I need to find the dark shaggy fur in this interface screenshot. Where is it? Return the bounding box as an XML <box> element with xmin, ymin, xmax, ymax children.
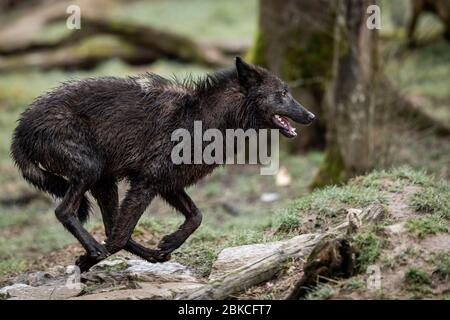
<box><xmin>10</xmin><ymin>57</ymin><xmax>314</xmax><ymax>271</ymax></box>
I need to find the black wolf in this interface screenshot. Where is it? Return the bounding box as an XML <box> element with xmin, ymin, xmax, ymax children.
<box><xmin>10</xmin><ymin>57</ymin><xmax>314</xmax><ymax>271</ymax></box>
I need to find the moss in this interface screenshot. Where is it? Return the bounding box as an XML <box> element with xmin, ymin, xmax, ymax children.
<box><xmin>246</xmin><ymin>30</ymin><xmax>267</xmax><ymax>67</ymax></box>
<box><xmin>310</xmin><ymin>146</ymin><xmax>348</xmax><ymax>189</ymax></box>
<box><xmin>281</xmin><ymin>30</ymin><xmax>333</xmax><ymax>91</ymax></box>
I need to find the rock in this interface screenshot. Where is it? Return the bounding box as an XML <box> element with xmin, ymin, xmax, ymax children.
<box><xmin>276</xmin><ymin>166</ymin><xmax>291</xmax><ymax>187</ymax></box>
<box><xmin>71</xmin><ymin>281</ymin><xmax>204</xmax><ymax>300</ymax></box>
<box><xmin>1</xmin><ymin>258</ymin><xmax>201</xmax><ymax>300</ymax></box>
<box><xmin>0</xmin><ymin>284</ymin><xmax>30</xmax><ymax>299</ymax></box>
<box><xmin>91</xmin><ymin>257</ymin><xmax>129</xmax><ymax>272</ymax></box>
<box><xmin>260</xmin><ymin>192</ymin><xmax>279</xmax><ymax>202</ymax></box>
<box><xmin>125</xmin><ymin>260</ymin><xmax>191</xmax><ymax>276</ymax></box>
<box><xmin>4</xmin><ymin>284</ymin><xmax>83</xmax><ymax>300</ymax></box>
<box><xmin>12</xmin><ymin>266</ymin><xmax>67</xmax><ymax>287</ymax></box>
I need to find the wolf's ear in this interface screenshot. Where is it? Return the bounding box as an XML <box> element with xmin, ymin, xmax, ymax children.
<box><xmin>235</xmin><ymin>57</ymin><xmax>262</xmax><ymax>90</ymax></box>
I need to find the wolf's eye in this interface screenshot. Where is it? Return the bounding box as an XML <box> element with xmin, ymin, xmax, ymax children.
<box><xmin>281</xmin><ymin>90</ymin><xmax>288</xmax><ymax>97</ymax></box>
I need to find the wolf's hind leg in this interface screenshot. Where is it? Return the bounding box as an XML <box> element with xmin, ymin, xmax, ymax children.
<box><xmin>157</xmin><ymin>190</ymin><xmax>203</xmax><ymax>255</ymax></box>
<box><xmin>56</xmin><ymin>181</ymin><xmax>109</xmax><ymax>271</ymax></box>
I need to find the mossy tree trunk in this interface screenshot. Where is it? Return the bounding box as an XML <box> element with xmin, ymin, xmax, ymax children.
<box><xmin>312</xmin><ymin>0</ymin><xmax>379</xmax><ymax>187</ymax></box>
<box><xmin>249</xmin><ymin>0</ymin><xmax>336</xmax><ymax>151</ymax></box>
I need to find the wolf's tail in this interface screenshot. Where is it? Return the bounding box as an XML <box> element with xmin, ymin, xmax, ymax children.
<box><xmin>10</xmin><ymin>140</ymin><xmax>90</xmax><ymax>224</ymax></box>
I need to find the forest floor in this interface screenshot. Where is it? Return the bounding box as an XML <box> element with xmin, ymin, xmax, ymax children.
<box><xmin>1</xmin><ymin>167</ymin><xmax>448</xmax><ymax>300</ymax></box>
<box><xmin>0</xmin><ymin>0</ymin><xmax>449</xmax><ymax>299</ymax></box>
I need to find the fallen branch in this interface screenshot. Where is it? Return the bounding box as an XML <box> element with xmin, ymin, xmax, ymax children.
<box><xmin>0</xmin><ymin>0</ymin><xmax>105</xmax><ymax>53</ymax></box>
<box><xmin>79</xmin><ymin>17</ymin><xmax>230</xmax><ymax>67</ymax></box>
<box><xmin>0</xmin><ymin>37</ymin><xmax>158</xmax><ymax>72</ymax></box>
<box><xmin>178</xmin><ymin>203</ymin><xmax>386</xmax><ymax>300</ymax></box>
<box><xmin>0</xmin><ymin>2</ymin><xmax>231</xmax><ymax>69</ymax></box>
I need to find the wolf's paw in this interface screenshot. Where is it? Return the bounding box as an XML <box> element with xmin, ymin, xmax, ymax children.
<box><xmin>154</xmin><ymin>250</ymin><xmax>172</xmax><ymax>262</ymax></box>
<box><xmin>75</xmin><ymin>254</ymin><xmax>96</xmax><ymax>273</ymax></box>
<box><xmin>158</xmin><ymin>234</ymin><xmax>182</xmax><ymax>252</ymax></box>
<box><xmin>75</xmin><ymin>249</ymin><xmax>109</xmax><ymax>272</ymax></box>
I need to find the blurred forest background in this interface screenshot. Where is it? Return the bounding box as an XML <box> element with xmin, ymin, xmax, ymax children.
<box><xmin>0</xmin><ymin>0</ymin><xmax>449</xmax><ymax>299</ymax></box>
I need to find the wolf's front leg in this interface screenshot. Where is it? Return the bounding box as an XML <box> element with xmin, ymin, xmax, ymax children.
<box><xmin>105</xmin><ymin>180</ymin><xmax>156</xmax><ymax>254</ymax></box>
<box><xmin>158</xmin><ymin>190</ymin><xmax>203</xmax><ymax>254</ymax></box>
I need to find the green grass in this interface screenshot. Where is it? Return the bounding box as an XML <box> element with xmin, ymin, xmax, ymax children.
<box><xmin>0</xmin><ymin>258</ymin><xmax>28</xmax><ymax>276</ymax></box>
<box><xmin>427</xmin><ymin>252</ymin><xmax>450</xmax><ymax>280</ymax></box>
<box><xmin>276</xmin><ymin>166</ymin><xmax>449</xmax><ymax>234</ymax></box>
<box><xmin>405</xmin><ymin>267</ymin><xmax>431</xmax><ymax>286</ymax></box>
<box><xmin>355</xmin><ymin>166</ymin><xmax>434</xmax><ymax>188</ymax></box>
<box><xmin>344</xmin><ymin>278</ymin><xmax>365</xmax><ymax>290</ymax></box>
<box><xmin>410</xmin><ymin>180</ymin><xmax>450</xmax><ymax>219</ymax></box>
<box><xmin>306</xmin><ymin>284</ymin><xmax>336</xmax><ymax>300</ymax></box>
<box><xmin>276</xmin><ymin>182</ymin><xmax>385</xmax><ymax>233</ymax></box>
<box><xmin>353</xmin><ymin>231</ymin><xmax>381</xmax><ymax>272</ymax></box>
<box><xmin>114</xmin><ymin>0</ymin><xmax>257</xmax><ymax>42</ymax></box>
<box><xmin>405</xmin><ymin>216</ymin><xmax>448</xmax><ymax>239</ymax></box>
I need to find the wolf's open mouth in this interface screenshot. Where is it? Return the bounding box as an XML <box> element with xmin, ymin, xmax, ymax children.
<box><xmin>272</xmin><ymin>114</ymin><xmax>297</xmax><ymax>138</ymax></box>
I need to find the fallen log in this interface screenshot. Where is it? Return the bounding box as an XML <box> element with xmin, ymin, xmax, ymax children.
<box><xmin>0</xmin><ymin>37</ymin><xmax>158</xmax><ymax>72</ymax></box>
<box><xmin>79</xmin><ymin>17</ymin><xmax>230</xmax><ymax>67</ymax></box>
<box><xmin>0</xmin><ymin>0</ymin><xmax>106</xmax><ymax>52</ymax></box>
<box><xmin>0</xmin><ymin>2</ymin><xmax>231</xmax><ymax>69</ymax></box>
<box><xmin>178</xmin><ymin>203</ymin><xmax>386</xmax><ymax>300</ymax></box>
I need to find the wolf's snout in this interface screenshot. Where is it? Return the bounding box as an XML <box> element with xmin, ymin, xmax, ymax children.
<box><xmin>306</xmin><ymin>112</ymin><xmax>315</xmax><ymax>123</ymax></box>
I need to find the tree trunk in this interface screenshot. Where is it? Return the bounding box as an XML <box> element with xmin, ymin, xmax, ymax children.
<box><xmin>312</xmin><ymin>0</ymin><xmax>379</xmax><ymax>187</ymax></box>
<box><xmin>249</xmin><ymin>0</ymin><xmax>336</xmax><ymax>151</ymax></box>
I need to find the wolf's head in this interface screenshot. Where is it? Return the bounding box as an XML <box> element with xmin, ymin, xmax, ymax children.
<box><xmin>235</xmin><ymin>57</ymin><xmax>315</xmax><ymax>138</ymax></box>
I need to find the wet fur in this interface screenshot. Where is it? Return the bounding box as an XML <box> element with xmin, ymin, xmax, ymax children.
<box><xmin>10</xmin><ymin>58</ymin><xmax>313</xmax><ymax>271</ymax></box>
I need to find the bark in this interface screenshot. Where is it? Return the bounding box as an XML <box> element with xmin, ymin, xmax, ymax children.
<box><xmin>249</xmin><ymin>0</ymin><xmax>337</xmax><ymax>151</ymax></box>
<box><xmin>312</xmin><ymin>0</ymin><xmax>379</xmax><ymax>187</ymax></box>
<box><xmin>178</xmin><ymin>203</ymin><xmax>386</xmax><ymax>300</ymax></box>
